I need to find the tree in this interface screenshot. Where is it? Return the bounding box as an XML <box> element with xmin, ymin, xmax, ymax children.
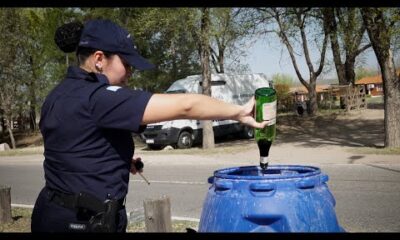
<box><xmin>128</xmin><ymin>8</ymin><xmax>202</xmax><ymax>92</ymax></box>
<box><xmin>89</xmin><ymin>8</ymin><xmax>203</xmax><ymax>93</ymax></box>
<box><xmin>322</xmin><ymin>8</ymin><xmax>371</xmax><ymax>85</ymax></box>
<box><xmin>261</xmin><ymin>8</ymin><xmax>328</xmax><ymax>116</ymax></box>
<box><xmin>199</xmin><ymin>8</ymin><xmax>215</xmax><ymax>149</ymax></box>
<box><xmin>271</xmin><ymin>73</ymin><xmax>294</xmax><ymax>86</ymax></box>
<box><xmin>0</xmin><ymin>8</ymin><xmax>29</xmax><ymax>148</ymax></box>
<box><xmin>18</xmin><ymin>9</ymin><xmax>49</xmax><ymax>132</ymax></box>
<box><xmin>1</xmin><ymin>8</ymin><xmax>84</xmax><ymax>134</ymax></box>
<box><xmin>361</xmin><ymin>8</ymin><xmax>400</xmax><ymax>148</ymax></box>
<box><xmin>209</xmin><ymin>8</ymin><xmax>257</xmax><ymax>73</ymax></box>
<box><xmin>272</xmin><ymin>73</ymin><xmax>294</xmax><ymax>112</ymax></box>
<box><xmin>355</xmin><ymin>67</ymin><xmax>378</xmax><ymax>81</ymax></box>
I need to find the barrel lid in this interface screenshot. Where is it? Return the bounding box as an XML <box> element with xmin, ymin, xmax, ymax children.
<box><xmin>214</xmin><ymin>165</ymin><xmax>321</xmax><ymax>180</ymax></box>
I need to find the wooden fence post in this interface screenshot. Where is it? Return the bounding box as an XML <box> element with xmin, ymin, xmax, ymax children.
<box><xmin>0</xmin><ymin>185</ymin><xmax>12</xmax><ymax>224</ymax></box>
<box><xmin>143</xmin><ymin>195</ymin><xmax>172</xmax><ymax>232</ymax></box>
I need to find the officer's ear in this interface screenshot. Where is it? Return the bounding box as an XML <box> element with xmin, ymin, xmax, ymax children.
<box><xmin>93</xmin><ymin>51</ymin><xmax>105</xmax><ymax>72</ymax></box>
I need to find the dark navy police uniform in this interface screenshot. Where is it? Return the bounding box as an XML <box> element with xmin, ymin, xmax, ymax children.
<box><xmin>31</xmin><ymin>66</ymin><xmax>152</xmax><ymax>232</ymax></box>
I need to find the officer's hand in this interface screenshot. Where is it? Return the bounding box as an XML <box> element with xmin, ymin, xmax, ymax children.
<box><xmin>237</xmin><ymin>97</ymin><xmax>268</xmax><ymax>129</ymax></box>
<box><xmin>130</xmin><ymin>156</ymin><xmax>144</xmax><ymax>175</ymax></box>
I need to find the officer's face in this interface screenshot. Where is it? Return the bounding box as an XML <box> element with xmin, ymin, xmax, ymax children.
<box><xmin>102</xmin><ymin>55</ymin><xmax>132</xmax><ymax>87</ymax></box>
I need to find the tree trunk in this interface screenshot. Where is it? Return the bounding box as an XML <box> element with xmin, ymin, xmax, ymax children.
<box><xmin>29</xmin><ymin>106</ymin><xmax>36</xmax><ymax>132</ymax></box>
<box><xmin>200</xmin><ymin>8</ymin><xmax>215</xmax><ymax>149</ymax></box>
<box><xmin>171</xmin><ymin>39</ymin><xmax>178</xmax><ymax>81</ymax></box>
<box><xmin>6</xmin><ymin>119</ymin><xmax>16</xmax><ymax>149</ymax></box>
<box><xmin>202</xmin><ymin>121</ymin><xmax>215</xmax><ymax>149</ymax></box>
<box><xmin>381</xmin><ymin>52</ymin><xmax>400</xmax><ymax>147</ymax></box>
<box><xmin>29</xmin><ymin>56</ymin><xmax>37</xmax><ymax>132</ymax></box>
<box><xmin>218</xmin><ymin>47</ymin><xmax>225</xmax><ymax>73</ymax></box>
<box><xmin>361</xmin><ymin>8</ymin><xmax>400</xmax><ymax>147</ymax></box>
<box><xmin>307</xmin><ymin>77</ymin><xmax>318</xmax><ymax>116</ymax></box>
<box><xmin>344</xmin><ymin>56</ymin><xmax>356</xmax><ymax>85</ymax></box>
<box><xmin>336</xmin><ymin>64</ymin><xmax>347</xmax><ymax>85</ymax></box>
<box><xmin>322</xmin><ymin>8</ymin><xmax>347</xmax><ymax>85</ymax></box>
<box><xmin>0</xmin><ymin>110</ymin><xmax>5</xmax><ymax>137</ymax></box>
<box><xmin>0</xmin><ymin>185</ymin><xmax>12</xmax><ymax>224</ymax></box>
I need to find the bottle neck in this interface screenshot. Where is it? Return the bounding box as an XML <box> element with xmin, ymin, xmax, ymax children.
<box><xmin>260</xmin><ymin>156</ymin><xmax>269</xmax><ymax>164</ymax></box>
<box><xmin>257</xmin><ymin>140</ymin><xmax>272</xmax><ymax>157</ymax></box>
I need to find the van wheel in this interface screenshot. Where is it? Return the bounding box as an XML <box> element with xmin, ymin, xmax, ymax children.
<box><xmin>177</xmin><ymin>131</ymin><xmax>193</xmax><ymax>149</ymax></box>
<box><xmin>241</xmin><ymin>125</ymin><xmax>254</xmax><ymax>139</ymax></box>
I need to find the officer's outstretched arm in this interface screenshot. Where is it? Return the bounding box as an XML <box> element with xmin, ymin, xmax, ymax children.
<box><xmin>141</xmin><ymin>93</ymin><xmax>267</xmax><ymax>129</ymax></box>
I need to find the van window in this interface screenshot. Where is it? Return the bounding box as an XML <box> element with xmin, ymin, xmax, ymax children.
<box><xmin>199</xmin><ymin>80</ymin><xmax>226</xmax><ymax>86</ymax></box>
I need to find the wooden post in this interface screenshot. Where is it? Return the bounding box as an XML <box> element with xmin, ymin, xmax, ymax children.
<box><xmin>0</xmin><ymin>185</ymin><xmax>12</xmax><ymax>224</ymax></box>
<box><xmin>143</xmin><ymin>195</ymin><xmax>172</xmax><ymax>232</ymax></box>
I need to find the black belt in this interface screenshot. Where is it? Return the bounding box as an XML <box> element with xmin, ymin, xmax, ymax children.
<box><xmin>47</xmin><ymin>188</ymin><xmax>125</xmax><ymax>213</ymax></box>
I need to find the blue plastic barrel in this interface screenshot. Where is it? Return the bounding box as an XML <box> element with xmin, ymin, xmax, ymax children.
<box><xmin>198</xmin><ymin>165</ymin><xmax>344</xmax><ymax>232</ymax></box>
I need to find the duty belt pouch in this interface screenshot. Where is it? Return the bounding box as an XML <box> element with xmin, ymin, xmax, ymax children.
<box><xmin>69</xmin><ymin>192</ymin><xmax>120</xmax><ymax>233</ymax></box>
<box><xmin>88</xmin><ymin>199</ymin><xmax>119</xmax><ymax>232</ymax></box>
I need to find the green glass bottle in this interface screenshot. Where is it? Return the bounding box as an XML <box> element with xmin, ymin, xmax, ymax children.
<box><xmin>254</xmin><ymin>87</ymin><xmax>277</xmax><ymax>171</ymax></box>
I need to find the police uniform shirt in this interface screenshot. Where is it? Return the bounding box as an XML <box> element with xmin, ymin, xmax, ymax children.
<box><xmin>39</xmin><ymin>66</ymin><xmax>152</xmax><ymax>201</ymax></box>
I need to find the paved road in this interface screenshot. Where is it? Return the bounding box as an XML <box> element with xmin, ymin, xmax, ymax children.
<box><xmin>0</xmin><ymin>154</ymin><xmax>399</xmax><ymax>232</ymax></box>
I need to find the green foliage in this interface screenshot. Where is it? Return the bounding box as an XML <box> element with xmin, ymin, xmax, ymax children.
<box><xmin>1</xmin><ymin>6</ymin><xmax>257</xmax><ymax>124</ymax></box>
<box><xmin>0</xmin><ymin>8</ymin><xmax>29</xmax><ymax>120</ymax></box>
<box><xmin>274</xmin><ymin>83</ymin><xmax>292</xmax><ymax>112</ymax></box>
<box><xmin>271</xmin><ymin>74</ymin><xmax>293</xmax><ymax>112</ymax></box>
<box><xmin>355</xmin><ymin>67</ymin><xmax>378</xmax><ymax>80</ymax></box>
<box><xmin>335</xmin><ymin>8</ymin><xmax>367</xmax><ymax>54</ymax></box>
<box><xmin>83</xmin><ymin>8</ymin><xmax>202</xmax><ymax>92</ymax></box>
<box><xmin>272</xmin><ymin>73</ymin><xmax>294</xmax><ymax>86</ymax></box>
<box><xmin>128</xmin><ymin>8</ymin><xmax>202</xmax><ymax>92</ymax></box>
<box><xmin>208</xmin><ymin>8</ymin><xmax>256</xmax><ymax>73</ymax></box>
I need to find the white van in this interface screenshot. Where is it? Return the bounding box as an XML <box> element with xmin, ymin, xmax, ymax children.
<box><xmin>141</xmin><ymin>73</ymin><xmax>272</xmax><ymax>149</ymax></box>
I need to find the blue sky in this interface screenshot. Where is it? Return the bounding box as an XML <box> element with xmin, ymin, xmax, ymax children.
<box><xmin>241</xmin><ymin>34</ymin><xmax>380</xmax><ymax>82</ymax></box>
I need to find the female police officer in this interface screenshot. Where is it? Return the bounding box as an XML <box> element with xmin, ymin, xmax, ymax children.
<box><xmin>31</xmin><ymin>19</ymin><xmax>268</xmax><ymax>232</ymax></box>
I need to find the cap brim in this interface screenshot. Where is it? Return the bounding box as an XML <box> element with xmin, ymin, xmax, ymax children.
<box><xmin>119</xmin><ymin>51</ymin><xmax>155</xmax><ymax>71</ymax></box>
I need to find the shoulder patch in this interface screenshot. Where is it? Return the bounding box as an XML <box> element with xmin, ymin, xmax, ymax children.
<box><xmin>106</xmin><ymin>86</ymin><xmax>122</xmax><ymax>92</ymax></box>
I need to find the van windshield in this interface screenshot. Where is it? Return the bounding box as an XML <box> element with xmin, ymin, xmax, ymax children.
<box><xmin>165</xmin><ymin>89</ymin><xmax>186</xmax><ymax>94</ymax></box>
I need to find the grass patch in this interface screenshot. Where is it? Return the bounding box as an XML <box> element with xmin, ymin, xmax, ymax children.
<box><xmin>366</xmin><ymin>96</ymin><xmax>384</xmax><ymax>104</ymax></box>
<box><xmin>0</xmin><ymin>207</ymin><xmax>32</xmax><ymax>232</ymax></box>
<box><xmin>127</xmin><ymin>220</ymin><xmax>198</xmax><ymax>232</ymax></box>
<box><xmin>349</xmin><ymin>147</ymin><xmax>400</xmax><ymax>155</ymax></box>
<box><xmin>0</xmin><ymin>207</ymin><xmax>198</xmax><ymax>232</ymax></box>
<box><xmin>0</xmin><ymin>146</ymin><xmax>44</xmax><ymax>157</ymax></box>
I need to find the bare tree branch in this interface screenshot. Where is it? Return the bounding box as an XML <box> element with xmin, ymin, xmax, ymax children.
<box><xmin>355</xmin><ymin>43</ymin><xmax>372</xmax><ymax>56</ymax></box>
<box><xmin>209</xmin><ymin>46</ymin><xmax>220</xmax><ymax>73</ymax></box>
<box><xmin>273</xmin><ymin>8</ymin><xmax>307</xmax><ymax>86</ymax></box>
<box><xmin>296</xmin><ymin>10</ymin><xmax>315</xmax><ymax>75</ymax></box>
<box><xmin>315</xmin><ymin>33</ymin><xmax>328</xmax><ymax>76</ymax></box>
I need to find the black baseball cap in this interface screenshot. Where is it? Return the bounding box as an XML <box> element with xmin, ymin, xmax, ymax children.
<box><xmin>78</xmin><ymin>19</ymin><xmax>155</xmax><ymax>70</ymax></box>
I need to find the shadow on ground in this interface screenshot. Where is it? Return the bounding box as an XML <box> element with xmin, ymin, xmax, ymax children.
<box><xmin>137</xmin><ymin>108</ymin><xmax>385</xmax><ymax>151</ymax></box>
<box><xmin>274</xmin><ymin>112</ymin><xmax>384</xmax><ymax>148</ymax></box>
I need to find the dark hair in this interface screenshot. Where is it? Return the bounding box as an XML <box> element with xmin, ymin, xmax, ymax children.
<box><xmin>54</xmin><ymin>21</ymin><xmax>113</xmax><ymax>65</ymax></box>
<box><xmin>76</xmin><ymin>47</ymin><xmax>113</xmax><ymax>65</ymax></box>
<box><xmin>54</xmin><ymin>21</ymin><xmax>83</xmax><ymax>53</ymax></box>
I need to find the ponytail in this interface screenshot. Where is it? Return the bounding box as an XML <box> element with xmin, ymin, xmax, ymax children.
<box><xmin>54</xmin><ymin>21</ymin><xmax>83</xmax><ymax>53</ymax></box>
<box><xmin>54</xmin><ymin>21</ymin><xmax>113</xmax><ymax>66</ymax></box>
